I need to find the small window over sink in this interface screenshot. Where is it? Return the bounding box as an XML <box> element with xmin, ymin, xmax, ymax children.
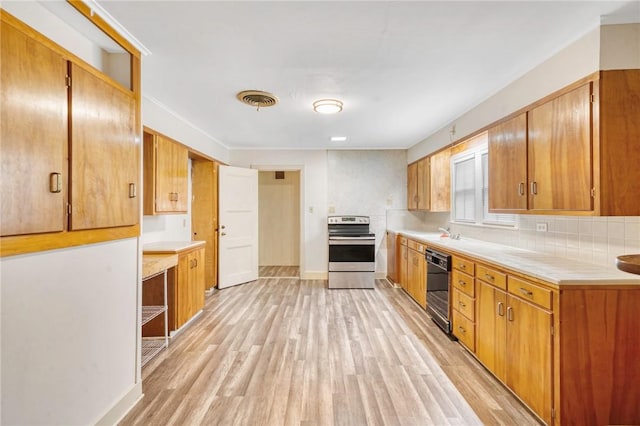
<box><xmin>451</xmin><ymin>132</ymin><xmax>516</xmax><ymax>227</ymax></box>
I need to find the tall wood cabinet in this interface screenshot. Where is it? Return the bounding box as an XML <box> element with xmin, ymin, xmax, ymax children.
<box><xmin>143</xmin><ymin>128</ymin><xmax>189</xmax><ymax>215</ymax></box>
<box><xmin>0</xmin><ymin>10</ymin><xmax>141</xmax><ymax>256</ymax></box>
<box><xmin>489</xmin><ymin>71</ymin><xmax>640</xmax><ymax>216</ymax></box>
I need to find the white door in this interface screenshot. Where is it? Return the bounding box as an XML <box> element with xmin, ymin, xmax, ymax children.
<box><xmin>218</xmin><ymin>165</ymin><xmax>259</xmax><ymax>288</ymax></box>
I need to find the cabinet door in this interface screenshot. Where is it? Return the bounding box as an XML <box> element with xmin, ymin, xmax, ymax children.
<box><xmin>1</xmin><ymin>23</ymin><xmax>67</xmax><ymax>236</ymax></box>
<box><xmin>506</xmin><ymin>296</ymin><xmax>553</xmax><ymax>424</ymax></box>
<box><xmin>528</xmin><ymin>84</ymin><xmax>592</xmax><ymax>211</ymax></box>
<box><xmin>69</xmin><ymin>64</ymin><xmax>139</xmax><ymax>230</ymax></box>
<box><xmin>476</xmin><ymin>281</ymin><xmax>507</xmax><ymax>382</ymax></box>
<box><xmin>191</xmin><ymin>248</ymin><xmax>205</xmax><ymax>314</ymax></box>
<box><xmin>155</xmin><ymin>135</ymin><xmax>188</xmax><ymax>213</ymax></box>
<box><xmin>488</xmin><ymin>113</ymin><xmax>527</xmax><ymax>212</ymax></box>
<box><xmin>408</xmin><ymin>249</ymin><xmax>426</xmax><ymax>308</ymax></box>
<box><xmin>407</xmin><ymin>162</ymin><xmax>418</xmax><ymax>210</ymax></box>
<box><xmin>417</xmin><ymin>157</ymin><xmax>430</xmax><ymax>210</ymax></box>
<box><xmin>398</xmin><ymin>244</ymin><xmax>408</xmax><ymax>291</ymax></box>
<box><xmin>176</xmin><ymin>253</ymin><xmax>192</xmax><ymax>329</ymax></box>
<box><xmin>386</xmin><ymin>232</ymin><xmax>397</xmax><ymax>283</ymax></box>
<box><xmin>429</xmin><ymin>149</ymin><xmax>451</xmax><ymax>212</ymax></box>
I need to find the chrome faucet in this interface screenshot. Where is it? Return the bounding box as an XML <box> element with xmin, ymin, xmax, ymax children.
<box><xmin>438</xmin><ymin>227</ymin><xmax>461</xmax><ymax>240</ymax></box>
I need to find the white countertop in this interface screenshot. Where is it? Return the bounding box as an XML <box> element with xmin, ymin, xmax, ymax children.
<box><xmin>392</xmin><ymin>229</ymin><xmax>640</xmax><ymax>286</ymax></box>
<box><xmin>143</xmin><ymin>240</ymin><xmax>206</xmax><ymax>254</ymax></box>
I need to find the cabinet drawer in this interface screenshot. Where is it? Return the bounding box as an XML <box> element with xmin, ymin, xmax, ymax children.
<box><xmin>508</xmin><ymin>276</ymin><xmax>552</xmax><ymax>310</ymax></box>
<box><xmin>407</xmin><ymin>239</ymin><xmax>426</xmax><ymax>254</ymax></box>
<box><xmin>452</xmin><ymin>269</ymin><xmax>475</xmax><ymax>297</ymax></box>
<box><xmin>476</xmin><ymin>264</ymin><xmax>507</xmax><ymax>290</ymax></box>
<box><xmin>399</xmin><ymin>236</ymin><xmax>408</xmax><ymax>246</ymax></box>
<box><xmin>452</xmin><ymin>256</ymin><xmax>475</xmax><ymax>275</ymax></box>
<box><xmin>452</xmin><ymin>288</ymin><xmax>475</xmax><ymax>321</ymax></box>
<box><xmin>452</xmin><ymin>309</ymin><xmax>475</xmax><ymax>352</ymax></box>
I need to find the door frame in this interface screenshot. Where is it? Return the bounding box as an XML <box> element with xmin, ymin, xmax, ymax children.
<box><xmin>252</xmin><ymin>165</ymin><xmax>305</xmax><ymax>277</ymax></box>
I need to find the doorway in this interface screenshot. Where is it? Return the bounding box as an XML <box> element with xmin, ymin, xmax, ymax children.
<box><xmin>258</xmin><ymin>170</ymin><xmax>300</xmax><ymax>278</ymax></box>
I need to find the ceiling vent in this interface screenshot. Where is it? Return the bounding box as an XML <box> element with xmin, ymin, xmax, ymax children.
<box><xmin>236</xmin><ymin>90</ymin><xmax>279</xmax><ymax>110</ymax></box>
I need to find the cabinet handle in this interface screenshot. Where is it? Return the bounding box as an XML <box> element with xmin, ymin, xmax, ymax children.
<box><xmin>458</xmin><ymin>280</ymin><xmax>466</xmax><ymax>286</ymax></box>
<box><xmin>169</xmin><ymin>192</ymin><xmax>179</xmax><ymax>202</ymax></box>
<box><xmin>193</xmin><ymin>258</ymin><xmax>198</xmax><ymax>268</ymax></box>
<box><xmin>49</xmin><ymin>172</ymin><xmax>62</xmax><ymax>193</ymax></box>
<box><xmin>485</xmin><ymin>273</ymin><xmax>494</xmax><ymax>281</ymax></box>
<box><xmin>518</xmin><ymin>182</ymin><xmax>525</xmax><ymax>196</ymax></box>
<box><xmin>459</xmin><ymin>301</ymin><xmax>466</xmax><ymax>308</ymax></box>
<box><xmin>458</xmin><ymin>326</ymin><xmax>466</xmax><ymax>334</ymax></box>
<box><xmin>519</xmin><ymin>287</ymin><xmax>533</xmax><ymax>297</ymax></box>
<box><xmin>129</xmin><ymin>183</ymin><xmax>137</xmax><ymax>198</ymax></box>
<box><xmin>530</xmin><ymin>181</ymin><xmax>538</xmax><ymax>195</ymax></box>
<box><xmin>497</xmin><ymin>302</ymin><xmax>504</xmax><ymax>316</ymax></box>
<box><xmin>507</xmin><ymin>306</ymin><xmax>513</xmax><ymax>321</ymax></box>
<box><xmin>459</xmin><ymin>263</ymin><xmax>466</xmax><ymax>270</ymax></box>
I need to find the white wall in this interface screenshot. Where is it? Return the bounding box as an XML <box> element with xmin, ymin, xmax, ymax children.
<box><xmin>327</xmin><ymin>150</ymin><xmax>407</xmax><ymax>276</ymax></box>
<box><xmin>1</xmin><ymin>240</ymin><xmax>140</xmax><ymax>425</ymax></box>
<box><xmin>408</xmin><ymin>26</ymin><xmax>601</xmax><ymax>162</ymax></box>
<box><xmin>600</xmin><ymin>23</ymin><xmax>640</xmax><ymax>69</ymax></box>
<box><xmin>229</xmin><ymin>150</ymin><xmax>328</xmax><ymax>278</ymax></box>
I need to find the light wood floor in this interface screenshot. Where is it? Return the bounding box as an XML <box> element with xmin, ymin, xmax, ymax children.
<box><xmin>259</xmin><ymin>265</ymin><xmax>299</xmax><ymax>278</ymax></box>
<box><xmin>121</xmin><ymin>279</ymin><xmax>540</xmax><ymax>425</ymax></box>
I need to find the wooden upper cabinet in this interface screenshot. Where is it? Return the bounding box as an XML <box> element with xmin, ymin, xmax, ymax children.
<box><xmin>528</xmin><ymin>83</ymin><xmax>592</xmax><ymax>212</ymax></box>
<box><xmin>429</xmin><ymin>148</ymin><xmax>451</xmax><ymax>212</ymax></box>
<box><xmin>416</xmin><ymin>157</ymin><xmax>430</xmax><ymax>210</ymax></box>
<box><xmin>488</xmin><ymin>113</ymin><xmax>528</xmax><ymax>212</ymax></box>
<box><xmin>598</xmin><ymin>70</ymin><xmax>640</xmax><ymax>216</ymax></box>
<box><xmin>1</xmin><ymin>21</ymin><xmax>68</xmax><ymax>236</ymax></box>
<box><xmin>407</xmin><ymin>162</ymin><xmax>418</xmax><ymax>210</ymax></box>
<box><xmin>69</xmin><ymin>64</ymin><xmax>139</xmax><ymax>230</ymax></box>
<box><xmin>143</xmin><ymin>130</ymin><xmax>189</xmax><ymax>214</ymax></box>
<box><xmin>407</xmin><ymin>150</ymin><xmax>451</xmax><ymax>212</ymax></box>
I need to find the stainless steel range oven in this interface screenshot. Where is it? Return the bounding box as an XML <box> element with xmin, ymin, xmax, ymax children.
<box><xmin>328</xmin><ymin>216</ymin><xmax>375</xmax><ymax>289</ymax></box>
<box><xmin>426</xmin><ymin>248</ymin><xmax>453</xmax><ymax>334</ymax></box>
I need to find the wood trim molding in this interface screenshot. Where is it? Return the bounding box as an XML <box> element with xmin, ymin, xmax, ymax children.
<box><xmin>1</xmin><ymin>225</ymin><xmax>140</xmax><ymax>257</ymax></box>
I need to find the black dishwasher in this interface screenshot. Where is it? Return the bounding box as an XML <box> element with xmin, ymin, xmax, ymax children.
<box><xmin>425</xmin><ymin>249</ymin><xmax>453</xmax><ymax>335</ymax></box>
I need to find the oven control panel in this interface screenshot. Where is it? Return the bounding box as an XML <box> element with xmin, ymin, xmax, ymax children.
<box><xmin>328</xmin><ymin>216</ymin><xmax>370</xmax><ymax>224</ymax></box>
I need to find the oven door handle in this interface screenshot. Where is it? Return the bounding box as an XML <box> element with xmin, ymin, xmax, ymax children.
<box><xmin>329</xmin><ymin>237</ymin><xmax>375</xmax><ymax>245</ymax></box>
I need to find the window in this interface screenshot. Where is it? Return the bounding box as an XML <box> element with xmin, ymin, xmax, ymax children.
<box><xmin>451</xmin><ymin>134</ymin><xmax>516</xmax><ymax>226</ymax></box>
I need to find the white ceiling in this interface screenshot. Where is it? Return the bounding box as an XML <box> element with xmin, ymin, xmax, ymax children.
<box><xmin>97</xmin><ymin>1</ymin><xmax>639</xmax><ymax>150</ymax></box>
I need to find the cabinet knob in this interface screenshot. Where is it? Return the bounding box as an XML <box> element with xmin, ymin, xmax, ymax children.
<box><xmin>458</xmin><ymin>280</ymin><xmax>466</xmax><ymax>286</ymax></box>
<box><xmin>497</xmin><ymin>302</ymin><xmax>504</xmax><ymax>316</ymax></box>
<box><xmin>129</xmin><ymin>183</ymin><xmax>137</xmax><ymax>198</ymax></box>
<box><xmin>518</xmin><ymin>182</ymin><xmax>525</xmax><ymax>196</ymax></box>
<box><xmin>507</xmin><ymin>306</ymin><xmax>514</xmax><ymax>321</ymax></box>
<box><xmin>519</xmin><ymin>287</ymin><xmax>533</xmax><ymax>297</ymax></box>
<box><xmin>530</xmin><ymin>181</ymin><xmax>538</xmax><ymax>195</ymax></box>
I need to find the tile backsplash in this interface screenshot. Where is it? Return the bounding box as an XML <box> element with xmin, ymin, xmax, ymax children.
<box><xmin>450</xmin><ymin>215</ymin><xmax>640</xmax><ymax>268</ymax></box>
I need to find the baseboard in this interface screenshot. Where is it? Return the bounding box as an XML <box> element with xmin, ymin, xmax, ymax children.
<box><xmin>95</xmin><ymin>382</ymin><xmax>142</xmax><ymax>426</ymax></box>
<box><xmin>300</xmin><ymin>271</ymin><xmax>328</xmax><ymax>280</ymax></box>
<box><xmin>375</xmin><ymin>272</ymin><xmax>387</xmax><ymax>279</ymax></box>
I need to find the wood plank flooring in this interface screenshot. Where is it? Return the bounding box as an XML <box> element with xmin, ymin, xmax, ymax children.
<box><xmin>121</xmin><ymin>279</ymin><xmax>540</xmax><ymax>425</ymax></box>
<box><xmin>259</xmin><ymin>265</ymin><xmax>299</xmax><ymax>278</ymax></box>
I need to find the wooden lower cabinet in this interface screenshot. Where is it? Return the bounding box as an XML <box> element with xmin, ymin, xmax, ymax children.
<box><xmin>506</xmin><ymin>294</ymin><xmax>553</xmax><ymax>425</ymax></box>
<box><xmin>397</xmin><ymin>237</ymin><xmax>408</xmax><ymax>291</ymax></box>
<box><xmin>476</xmin><ymin>280</ymin><xmax>507</xmax><ymax>382</ymax></box>
<box><xmin>143</xmin><ymin>242</ymin><xmax>206</xmax><ymax>334</ymax></box>
<box><xmin>406</xmin><ymin>240</ymin><xmax>426</xmax><ymax>308</ymax></box>
<box><xmin>175</xmin><ymin>246</ymin><xmax>205</xmax><ymax>330</ymax></box>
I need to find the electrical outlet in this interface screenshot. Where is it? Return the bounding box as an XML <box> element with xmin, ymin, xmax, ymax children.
<box><xmin>536</xmin><ymin>223</ymin><xmax>548</xmax><ymax>232</ymax></box>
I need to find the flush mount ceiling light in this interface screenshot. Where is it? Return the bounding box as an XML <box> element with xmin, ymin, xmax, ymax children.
<box><xmin>331</xmin><ymin>136</ymin><xmax>347</xmax><ymax>142</ymax></box>
<box><xmin>237</xmin><ymin>90</ymin><xmax>279</xmax><ymax>111</ymax></box>
<box><xmin>313</xmin><ymin>99</ymin><xmax>343</xmax><ymax>114</ymax></box>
